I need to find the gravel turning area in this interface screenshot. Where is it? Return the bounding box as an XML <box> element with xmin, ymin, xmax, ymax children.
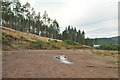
<box><xmin>2</xmin><ymin>49</ymin><xmax>118</xmax><ymax>78</ymax></box>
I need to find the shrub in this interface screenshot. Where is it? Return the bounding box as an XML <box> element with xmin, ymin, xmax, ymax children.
<box><xmin>51</xmin><ymin>45</ymin><xmax>60</xmax><ymax>49</ymax></box>
<box><xmin>2</xmin><ymin>36</ymin><xmax>6</xmax><ymax>40</ymax></box>
<box><xmin>96</xmin><ymin>44</ymin><xmax>119</xmax><ymax>51</ymax></box>
<box><xmin>2</xmin><ymin>37</ymin><xmax>12</xmax><ymax>46</ymax></box>
<box><xmin>31</xmin><ymin>40</ymin><xmax>43</xmax><ymax>49</ymax></box>
<box><xmin>51</xmin><ymin>40</ymin><xmax>57</xmax><ymax>42</ymax></box>
<box><xmin>20</xmin><ymin>36</ymin><xmax>24</xmax><ymax>40</ymax></box>
<box><xmin>48</xmin><ymin>39</ymin><xmax>51</xmax><ymax>41</ymax></box>
<box><xmin>112</xmin><ymin>61</ymin><xmax>120</xmax><ymax>64</ymax></box>
<box><xmin>64</xmin><ymin>40</ymin><xmax>80</xmax><ymax>45</ymax></box>
<box><xmin>64</xmin><ymin>40</ymin><xmax>74</xmax><ymax>45</ymax></box>
<box><xmin>65</xmin><ymin>45</ymin><xmax>72</xmax><ymax>49</ymax></box>
<box><xmin>2</xmin><ymin>32</ymin><xmax>6</xmax><ymax>36</ymax></box>
<box><xmin>73</xmin><ymin>42</ymin><xmax>81</xmax><ymax>45</ymax></box>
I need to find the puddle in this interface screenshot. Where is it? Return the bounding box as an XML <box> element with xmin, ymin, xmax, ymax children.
<box><xmin>55</xmin><ymin>55</ymin><xmax>74</xmax><ymax>64</ymax></box>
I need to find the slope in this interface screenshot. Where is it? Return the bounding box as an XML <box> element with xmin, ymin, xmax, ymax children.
<box><xmin>1</xmin><ymin>26</ymin><xmax>91</xmax><ymax>51</ymax></box>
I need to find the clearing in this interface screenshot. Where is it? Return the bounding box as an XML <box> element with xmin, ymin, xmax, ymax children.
<box><xmin>2</xmin><ymin>49</ymin><xmax>118</xmax><ymax>78</ymax></box>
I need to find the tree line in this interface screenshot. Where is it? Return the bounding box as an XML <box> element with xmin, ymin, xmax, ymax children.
<box><xmin>1</xmin><ymin>1</ymin><xmax>93</xmax><ymax>45</ymax></box>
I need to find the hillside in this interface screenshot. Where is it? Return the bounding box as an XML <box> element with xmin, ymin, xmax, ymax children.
<box><xmin>2</xmin><ymin>26</ymin><xmax>119</xmax><ymax>78</ymax></box>
<box><xmin>94</xmin><ymin>37</ymin><xmax>118</xmax><ymax>45</ymax></box>
<box><xmin>111</xmin><ymin>36</ymin><xmax>120</xmax><ymax>41</ymax></box>
<box><xmin>1</xmin><ymin>26</ymin><xmax>91</xmax><ymax>51</ymax></box>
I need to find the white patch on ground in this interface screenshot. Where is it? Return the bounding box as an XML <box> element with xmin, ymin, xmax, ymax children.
<box><xmin>55</xmin><ymin>55</ymin><xmax>73</xmax><ymax>64</ymax></box>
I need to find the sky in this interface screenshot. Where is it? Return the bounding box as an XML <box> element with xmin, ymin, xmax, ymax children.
<box><xmin>20</xmin><ymin>0</ymin><xmax>119</xmax><ymax>38</ymax></box>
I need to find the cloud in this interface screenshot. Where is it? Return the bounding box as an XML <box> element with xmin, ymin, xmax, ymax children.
<box><xmin>83</xmin><ymin>19</ymin><xmax>118</xmax><ymax>38</ymax></box>
<box><xmin>20</xmin><ymin>0</ymin><xmax>119</xmax><ymax>38</ymax></box>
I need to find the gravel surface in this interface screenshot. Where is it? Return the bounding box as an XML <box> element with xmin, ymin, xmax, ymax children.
<box><xmin>2</xmin><ymin>49</ymin><xmax>118</xmax><ymax>78</ymax></box>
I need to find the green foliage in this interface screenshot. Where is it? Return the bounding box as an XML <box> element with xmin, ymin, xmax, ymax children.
<box><xmin>2</xmin><ymin>1</ymin><xmax>60</xmax><ymax>39</ymax></box>
<box><xmin>30</xmin><ymin>40</ymin><xmax>43</xmax><ymax>49</ymax></box>
<box><xmin>94</xmin><ymin>52</ymin><xmax>108</xmax><ymax>57</ymax></box>
<box><xmin>51</xmin><ymin>45</ymin><xmax>60</xmax><ymax>49</ymax></box>
<box><xmin>96</xmin><ymin>44</ymin><xmax>119</xmax><ymax>51</ymax></box>
<box><xmin>62</xmin><ymin>26</ymin><xmax>85</xmax><ymax>44</ymax></box>
<box><xmin>2</xmin><ymin>36</ymin><xmax>12</xmax><ymax>46</ymax></box>
<box><xmin>48</xmin><ymin>39</ymin><xmax>51</xmax><ymax>41</ymax></box>
<box><xmin>0</xmin><ymin>34</ymin><xmax>2</xmax><ymax>38</ymax></box>
<box><xmin>94</xmin><ymin>38</ymin><xmax>118</xmax><ymax>45</ymax></box>
<box><xmin>64</xmin><ymin>40</ymin><xmax>74</xmax><ymax>45</ymax></box>
<box><xmin>94</xmin><ymin>52</ymin><xmax>103</xmax><ymax>56</ymax></box>
<box><xmin>20</xmin><ymin>36</ymin><xmax>26</xmax><ymax>41</ymax></box>
<box><xmin>73</xmin><ymin>42</ymin><xmax>81</xmax><ymax>45</ymax></box>
<box><xmin>2</xmin><ymin>51</ymin><xmax>17</xmax><ymax>56</ymax></box>
<box><xmin>112</xmin><ymin>61</ymin><xmax>120</xmax><ymax>64</ymax></box>
<box><xmin>64</xmin><ymin>40</ymin><xmax>81</xmax><ymax>45</ymax></box>
<box><xmin>51</xmin><ymin>40</ymin><xmax>57</xmax><ymax>42</ymax></box>
<box><xmin>2</xmin><ymin>1</ymin><xmax>87</xmax><ymax>45</ymax></box>
<box><xmin>2</xmin><ymin>36</ymin><xmax>6</xmax><ymax>40</ymax></box>
<box><xmin>85</xmin><ymin>38</ymin><xmax>93</xmax><ymax>46</ymax></box>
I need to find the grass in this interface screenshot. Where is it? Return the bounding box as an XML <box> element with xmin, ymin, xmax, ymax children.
<box><xmin>1</xmin><ymin>26</ymin><xmax>97</xmax><ymax>51</ymax></box>
<box><xmin>51</xmin><ymin>40</ymin><xmax>58</xmax><ymax>42</ymax></box>
<box><xmin>1</xmin><ymin>26</ymin><xmax>63</xmax><ymax>42</ymax></box>
<box><xmin>2</xmin><ymin>26</ymin><xmax>119</xmax><ymax>58</ymax></box>
<box><xmin>2</xmin><ymin>51</ymin><xmax>17</xmax><ymax>56</ymax></box>
<box><xmin>2</xmin><ymin>36</ymin><xmax>12</xmax><ymax>46</ymax></box>
<box><xmin>94</xmin><ymin>52</ymin><xmax>103</xmax><ymax>56</ymax></box>
<box><xmin>1</xmin><ymin>26</ymin><xmax>64</xmax><ymax>50</ymax></box>
<box><xmin>0</xmin><ymin>54</ymin><xmax>2</xmax><ymax>56</ymax></box>
<box><xmin>28</xmin><ymin>40</ymin><xmax>43</xmax><ymax>49</ymax></box>
<box><xmin>112</xmin><ymin>61</ymin><xmax>120</xmax><ymax>64</ymax></box>
<box><xmin>64</xmin><ymin>40</ymin><xmax>81</xmax><ymax>45</ymax></box>
<box><xmin>91</xmin><ymin>49</ymin><xmax>119</xmax><ymax>57</ymax></box>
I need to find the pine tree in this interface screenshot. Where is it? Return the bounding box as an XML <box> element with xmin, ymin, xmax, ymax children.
<box><xmin>1</xmin><ymin>1</ymin><xmax>88</xmax><ymax>44</ymax></box>
<box><xmin>81</xmin><ymin>31</ymin><xmax>85</xmax><ymax>44</ymax></box>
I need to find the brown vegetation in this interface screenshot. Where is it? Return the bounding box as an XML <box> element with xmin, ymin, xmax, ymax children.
<box><xmin>1</xmin><ymin>26</ymin><xmax>119</xmax><ymax>57</ymax></box>
<box><xmin>1</xmin><ymin>26</ymin><xmax>90</xmax><ymax>51</ymax></box>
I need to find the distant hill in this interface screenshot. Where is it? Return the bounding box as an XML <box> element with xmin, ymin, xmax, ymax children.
<box><xmin>111</xmin><ymin>36</ymin><xmax>120</xmax><ymax>41</ymax></box>
<box><xmin>95</xmin><ymin>36</ymin><xmax>119</xmax><ymax>45</ymax></box>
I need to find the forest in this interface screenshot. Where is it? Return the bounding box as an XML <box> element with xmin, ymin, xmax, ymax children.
<box><xmin>1</xmin><ymin>1</ymin><xmax>119</xmax><ymax>51</ymax></box>
<box><xmin>1</xmin><ymin>1</ymin><xmax>91</xmax><ymax>45</ymax></box>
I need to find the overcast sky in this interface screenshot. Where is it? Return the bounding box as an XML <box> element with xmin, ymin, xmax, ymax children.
<box><xmin>20</xmin><ymin>0</ymin><xmax>119</xmax><ymax>38</ymax></box>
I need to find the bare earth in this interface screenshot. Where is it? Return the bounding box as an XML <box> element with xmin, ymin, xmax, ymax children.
<box><xmin>2</xmin><ymin>49</ymin><xmax>118</xmax><ymax>78</ymax></box>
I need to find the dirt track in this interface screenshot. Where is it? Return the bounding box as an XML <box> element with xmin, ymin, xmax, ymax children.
<box><xmin>2</xmin><ymin>49</ymin><xmax>118</xmax><ymax>78</ymax></box>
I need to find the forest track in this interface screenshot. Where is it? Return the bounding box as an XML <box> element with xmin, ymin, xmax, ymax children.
<box><xmin>2</xmin><ymin>49</ymin><xmax>118</xmax><ymax>78</ymax></box>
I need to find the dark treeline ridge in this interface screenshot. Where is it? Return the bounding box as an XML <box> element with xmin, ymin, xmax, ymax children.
<box><xmin>1</xmin><ymin>1</ymin><xmax>93</xmax><ymax>45</ymax></box>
